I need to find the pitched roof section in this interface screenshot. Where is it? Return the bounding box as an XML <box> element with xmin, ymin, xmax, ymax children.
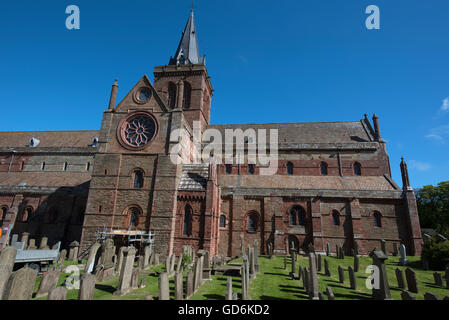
<box><xmin>169</xmin><ymin>10</ymin><xmax>205</xmax><ymax>66</ymax></box>
<box><xmin>178</xmin><ymin>163</ymin><xmax>209</xmax><ymax>191</ymax></box>
<box><xmin>0</xmin><ymin>130</ymin><xmax>99</xmax><ymax>148</ymax></box>
<box><xmin>207</xmin><ymin>120</ymin><xmax>374</xmax><ymax>144</ymax></box>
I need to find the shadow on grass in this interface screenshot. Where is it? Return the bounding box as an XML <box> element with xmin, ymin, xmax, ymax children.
<box><xmin>95</xmin><ymin>284</ymin><xmax>116</xmax><ymax>294</ymax></box>
<box><xmin>203</xmin><ymin>294</ymin><xmax>225</xmax><ymax>300</ymax></box>
<box><xmin>263</xmin><ymin>272</ymin><xmax>290</xmax><ymax>277</ymax></box>
<box><xmin>334</xmin><ymin>291</ymin><xmax>371</xmax><ymax>300</ymax></box>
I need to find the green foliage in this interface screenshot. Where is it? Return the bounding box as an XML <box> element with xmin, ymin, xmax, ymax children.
<box><xmin>421</xmin><ymin>237</ymin><xmax>449</xmax><ymax>270</ymax></box>
<box><xmin>181</xmin><ymin>252</ymin><xmax>192</xmax><ymax>270</ymax></box>
<box><xmin>416</xmin><ymin>180</ymin><xmax>449</xmax><ymax>238</ymax></box>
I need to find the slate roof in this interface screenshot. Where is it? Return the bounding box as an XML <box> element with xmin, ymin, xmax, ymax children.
<box><xmin>178</xmin><ymin>163</ymin><xmax>209</xmax><ymax>191</ymax></box>
<box><xmin>0</xmin><ymin>130</ymin><xmax>99</xmax><ymax>148</ymax></box>
<box><xmin>218</xmin><ymin>175</ymin><xmax>397</xmax><ymax>191</ymax></box>
<box><xmin>207</xmin><ymin>120</ymin><xmax>375</xmax><ymax>144</ymax></box>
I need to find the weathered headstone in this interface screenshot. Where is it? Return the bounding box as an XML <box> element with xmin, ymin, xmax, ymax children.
<box><xmin>405</xmin><ymin>267</ymin><xmax>418</xmax><ymax>293</ymax></box>
<box><xmin>424</xmin><ymin>292</ymin><xmax>440</xmax><ymax>300</ymax></box>
<box><xmin>28</xmin><ymin>239</ymin><xmax>37</xmax><ymax>250</ymax></box>
<box><xmin>165</xmin><ymin>256</ymin><xmax>171</xmax><ymax>273</ymax></box>
<box><xmin>0</xmin><ymin>246</ymin><xmax>18</xmax><ymax>299</ymax></box>
<box><xmin>158</xmin><ymin>272</ymin><xmax>170</xmax><ymax>300</ymax></box>
<box><xmin>433</xmin><ymin>272</ymin><xmax>443</xmax><ymax>287</ymax></box>
<box><xmin>20</xmin><ymin>233</ymin><xmax>29</xmax><ymax>250</ymax></box>
<box><xmin>4</xmin><ymin>267</ymin><xmax>37</xmax><ymax>300</ymax></box>
<box><xmin>254</xmin><ymin>239</ymin><xmax>259</xmax><ymax>273</ymax></box>
<box><xmin>348</xmin><ymin>266</ymin><xmax>356</xmax><ymax>290</ymax></box>
<box><xmin>370</xmin><ymin>250</ymin><xmax>391</xmax><ymax>300</ymax></box>
<box><xmin>186</xmin><ymin>271</ymin><xmax>194</xmax><ymax>298</ymax></box>
<box><xmin>78</xmin><ymin>273</ymin><xmax>96</xmax><ymax>300</ymax></box>
<box><xmin>290</xmin><ymin>250</ymin><xmax>296</xmax><ymax>279</ymax></box>
<box><xmin>401</xmin><ymin>290</ymin><xmax>415</xmax><ymax>300</ymax></box>
<box><xmin>338</xmin><ymin>265</ymin><xmax>344</xmax><ymax>283</ymax></box>
<box><xmin>395</xmin><ymin>268</ymin><xmax>405</xmax><ymax>289</ymax></box>
<box><xmin>36</xmin><ymin>270</ymin><xmax>60</xmax><ymax>298</ymax></box>
<box><xmin>298</xmin><ymin>265</ymin><xmax>303</xmax><ymax>281</ymax></box>
<box><xmin>143</xmin><ymin>245</ymin><xmax>151</xmax><ymax>269</ymax></box>
<box><xmin>326</xmin><ymin>243</ymin><xmax>330</xmax><ymax>256</ymax></box>
<box><xmin>399</xmin><ymin>244</ymin><xmax>408</xmax><ymax>266</ymax></box>
<box><xmin>170</xmin><ymin>254</ymin><xmax>176</xmax><ymax>274</ymax></box>
<box><xmin>240</xmin><ymin>234</ymin><xmax>245</xmax><ymax>257</ymax></box>
<box><xmin>116</xmin><ymin>246</ymin><xmax>126</xmax><ymax>275</ymax></box>
<box><xmin>84</xmin><ymin>242</ymin><xmax>101</xmax><ymax>273</ymax></box>
<box><xmin>324</xmin><ymin>258</ymin><xmax>331</xmax><ymax>276</ymax></box>
<box><xmin>68</xmin><ymin>241</ymin><xmax>79</xmax><ymax>261</ymax></box>
<box><xmin>57</xmin><ymin>249</ymin><xmax>67</xmax><ymax>266</ymax></box>
<box><xmin>326</xmin><ymin>286</ymin><xmax>335</xmax><ymax>300</ymax></box>
<box><xmin>308</xmin><ymin>253</ymin><xmax>319</xmax><ymax>300</ymax></box>
<box><xmin>317</xmin><ymin>254</ymin><xmax>322</xmax><ymax>272</ymax></box>
<box><xmin>174</xmin><ymin>271</ymin><xmax>183</xmax><ymax>300</ymax></box>
<box><xmin>154</xmin><ymin>253</ymin><xmax>160</xmax><ymax>266</ymax></box>
<box><xmin>114</xmin><ymin>246</ymin><xmax>137</xmax><ymax>296</ymax></box>
<box><xmin>48</xmin><ymin>286</ymin><xmax>67</xmax><ymax>300</ymax></box>
<box><xmin>39</xmin><ymin>237</ymin><xmax>50</xmax><ymax>250</ymax></box>
<box><xmin>131</xmin><ymin>268</ymin><xmax>139</xmax><ymax>289</ymax></box>
<box><xmin>354</xmin><ymin>242</ymin><xmax>359</xmax><ymax>256</ymax></box>
<box><xmin>176</xmin><ymin>255</ymin><xmax>183</xmax><ymax>273</ymax></box>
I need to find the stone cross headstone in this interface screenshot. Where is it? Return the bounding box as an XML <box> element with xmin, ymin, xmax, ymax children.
<box><xmin>114</xmin><ymin>246</ymin><xmax>137</xmax><ymax>296</ymax></box>
<box><xmin>158</xmin><ymin>272</ymin><xmax>170</xmax><ymax>300</ymax></box>
<box><xmin>324</xmin><ymin>258</ymin><xmax>331</xmax><ymax>276</ymax></box>
<box><xmin>36</xmin><ymin>269</ymin><xmax>60</xmax><ymax>298</ymax></box>
<box><xmin>348</xmin><ymin>266</ymin><xmax>356</xmax><ymax>290</ymax></box>
<box><xmin>395</xmin><ymin>268</ymin><xmax>405</xmax><ymax>289</ymax></box>
<box><xmin>433</xmin><ymin>272</ymin><xmax>443</xmax><ymax>287</ymax></box>
<box><xmin>48</xmin><ymin>286</ymin><xmax>67</xmax><ymax>300</ymax></box>
<box><xmin>78</xmin><ymin>273</ymin><xmax>96</xmax><ymax>300</ymax></box>
<box><xmin>4</xmin><ymin>267</ymin><xmax>37</xmax><ymax>300</ymax></box>
<box><xmin>405</xmin><ymin>267</ymin><xmax>418</xmax><ymax>293</ymax></box>
<box><xmin>370</xmin><ymin>250</ymin><xmax>391</xmax><ymax>300</ymax></box>
<box><xmin>0</xmin><ymin>246</ymin><xmax>18</xmax><ymax>300</ymax></box>
<box><xmin>226</xmin><ymin>277</ymin><xmax>233</xmax><ymax>300</ymax></box>
<box><xmin>326</xmin><ymin>286</ymin><xmax>335</xmax><ymax>300</ymax></box>
<box><xmin>174</xmin><ymin>272</ymin><xmax>183</xmax><ymax>300</ymax></box>
<box><xmin>308</xmin><ymin>253</ymin><xmax>319</xmax><ymax>300</ymax></box>
<box><xmin>424</xmin><ymin>292</ymin><xmax>440</xmax><ymax>300</ymax></box>
<box><xmin>399</xmin><ymin>244</ymin><xmax>408</xmax><ymax>266</ymax></box>
<box><xmin>401</xmin><ymin>290</ymin><xmax>415</xmax><ymax>300</ymax></box>
<box><xmin>338</xmin><ymin>265</ymin><xmax>344</xmax><ymax>283</ymax></box>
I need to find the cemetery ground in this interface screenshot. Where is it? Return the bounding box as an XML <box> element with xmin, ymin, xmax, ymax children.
<box><xmin>31</xmin><ymin>254</ymin><xmax>449</xmax><ymax>300</ymax></box>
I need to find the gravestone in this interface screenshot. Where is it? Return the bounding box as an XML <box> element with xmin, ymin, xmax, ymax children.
<box><xmin>84</xmin><ymin>242</ymin><xmax>101</xmax><ymax>274</ymax></box>
<box><xmin>114</xmin><ymin>246</ymin><xmax>137</xmax><ymax>296</ymax></box>
<box><xmin>392</xmin><ymin>243</ymin><xmax>398</xmax><ymax>256</ymax></box>
<box><xmin>326</xmin><ymin>243</ymin><xmax>330</xmax><ymax>256</ymax></box>
<box><xmin>340</xmin><ymin>246</ymin><xmax>345</xmax><ymax>259</ymax></box>
<box><xmin>318</xmin><ymin>292</ymin><xmax>325</xmax><ymax>300</ymax></box>
<box><xmin>308</xmin><ymin>253</ymin><xmax>319</xmax><ymax>300</ymax></box>
<box><xmin>78</xmin><ymin>273</ymin><xmax>96</xmax><ymax>300</ymax></box>
<box><xmin>36</xmin><ymin>270</ymin><xmax>60</xmax><ymax>298</ymax></box>
<box><xmin>139</xmin><ymin>278</ymin><xmax>146</xmax><ymax>289</ymax></box>
<box><xmin>399</xmin><ymin>244</ymin><xmax>408</xmax><ymax>266</ymax></box>
<box><xmin>354</xmin><ymin>242</ymin><xmax>359</xmax><ymax>256</ymax></box>
<box><xmin>28</xmin><ymin>239</ymin><xmax>37</xmax><ymax>250</ymax></box>
<box><xmin>348</xmin><ymin>266</ymin><xmax>356</xmax><ymax>290</ymax></box>
<box><xmin>0</xmin><ymin>246</ymin><xmax>18</xmax><ymax>299</ymax></box>
<box><xmin>39</xmin><ymin>237</ymin><xmax>50</xmax><ymax>250</ymax></box>
<box><xmin>370</xmin><ymin>250</ymin><xmax>391</xmax><ymax>300</ymax></box>
<box><xmin>170</xmin><ymin>254</ymin><xmax>176</xmax><ymax>274</ymax></box>
<box><xmin>226</xmin><ymin>277</ymin><xmax>233</xmax><ymax>300</ymax></box>
<box><xmin>317</xmin><ymin>254</ymin><xmax>322</xmax><ymax>272</ymax></box>
<box><xmin>303</xmin><ymin>268</ymin><xmax>309</xmax><ymax>294</ymax></box>
<box><xmin>401</xmin><ymin>290</ymin><xmax>415</xmax><ymax>300</ymax></box>
<box><xmin>57</xmin><ymin>249</ymin><xmax>67</xmax><ymax>266</ymax></box>
<box><xmin>176</xmin><ymin>255</ymin><xmax>183</xmax><ymax>273</ymax></box>
<box><xmin>240</xmin><ymin>234</ymin><xmax>245</xmax><ymax>257</ymax></box>
<box><xmin>424</xmin><ymin>292</ymin><xmax>440</xmax><ymax>300</ymax></box>
<box><xmin>405</xmin><ymin>267</ymin><xmax>418</xmax><ymax>293</ymax></box>
<box><xmin>68</xmin><ymin>241</ymin><xmax>79</xmax><ymax>261</ymax></box>
<box><xmin>48</xmin><ymin>287</ymin><xmax>67</xmax><ymax>300</ymax></box>
<box><xmin>380</xmin><ymin>239</ymin><xmax>387</xmax><ymax>255</ymax></box>
<box><xmin>116</xmin><ymin>246</ymin><xmax>126</xmax><ymax>276</ymax></box>
<box><xmin>186</xmin><ymin>271</ymin><xmax>194</xmax><ymax>298</ymax></box>
<box><xmin>298</xmin><ymin>265</ymin><xmax>303</xmax><ymax>281</ymax></box>
<box><xmin>326</xmin><ymin>286</ymin><xmax>335</xmax><ymax>300</ymax></box>
<box><xmin>395</xmin><ymin>268</ymin><xmax>405</xmax><ymax>289</ymax></box>
<box><xmin>174</xmin><ymin>272</ymin><xmax>183</xmax><ymax>300</ymax></box>
<box><xmin>4</xmin><ymin>267</ymin><xmax>37</xmax><ymax>300</ymax></box>
<box><xmin>335</xmin><ymin>245</ymin><xmax>339</xmax><ymax>257</ymax></box>
<box><xmin>158</xmin><ymin>272</ymin><xmax>170</xmax><ymax>300</ymax></box>
<box><xmin>268</xmin><ymin>243</ymin><xmax>273</xmax><ymax>259</ymax></box>
<box><xmin>165</xmin><ymin>256</ymin><xmax>171</xmax><ymax>273</ymax></box>
<box><xmin>433</xmin><ymin>272</ymin><xmax>443</xmax><ymax>287</ymax></box>
<box><xmin>249</xmin><ymin>248</ymin><xmax>255</xmax><ymax>279</ymax></box>
<box><xmin>289</xmin><ymin>250</ymin><xmax>296</xmax><ymax>279</ymax></box>
<box><xmin>20</xmin><ymin>233</ymin><xmax>29</xmax><ymax>250</ymax></box>
<box><xmin>143</xmin><ymin>245</ymin><xmax>151</xmax><ymax>269</ymax></box>
<box><xmin>241</xmin><ymin>258</ymin><xmax>248</xmax><ymax>300</ymax></box>
<box><xmin>131</xmin><ymin>268</ymin><xmax>139</xmax><ymax>289</ymax></box>
<box><xmin>354</xmin><ymin>255</ymin><xmax>359</xmax><ymax>273</ymax></box>
<box><xmin>254</xmin><ymin>240</ymin><xmax>259</xmax><ymax>273</ymax></box>
<box><xmin>338</xmin><ymin>265</ymin><xmax>344</xmax><ymax>283</ymax></box>
<box><xmin>154</xmin><ymin>253</ymin><xmax>160</xmax><ymax>266</ymax></box>
<box><xmin>324</xmin><ymin>258</ymin><xmax>331</xmax><ymax>276</ymax></box>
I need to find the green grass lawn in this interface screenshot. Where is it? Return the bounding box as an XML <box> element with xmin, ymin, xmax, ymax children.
<box><xmin>190</xmin><ymin>255</ymin><xmax>449</xmax><ymax>300</ymax></box>
<box><xmin>31</xmin><ymin>255</ymin><xmax>449</xmax><ymax>300</ymax></box>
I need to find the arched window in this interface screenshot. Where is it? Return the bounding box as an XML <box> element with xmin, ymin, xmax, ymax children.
<box><xmin>219</xmin><ymin>214</ymin><xmax>226</xmax><ymax>228</ymax></box>
<box><xmin>354</xmin><ymin>162</ymin><xmax>362</xmax><ymax>176</ymax></box>
<box><xmin>287</xmin><ymin>162</ymin><xmax>293</xmax><ymax>175</ymax></box>
<box><xmin>290</xmin><ymin>206</ymin><xmax>305</xmax><ymax>226</ymax></box>
<box><xmin>248</xmin><ymin>213</ymin><xmax>258</xmax><ymax>232</ymax></box>
<box><xmin>248</xmin><ymin>164</ymin><xmax>255</xmax><ymax>174</ymax></box>
<box><xmin>225</xmin><ymin>164</ymin><xmax>232</xmax><ymax>174</ymax></box>
<box><xmin>168</xmin><ymin>82</ymin><xmax>177</xmax><ymax>108</ymax></box>
<box><xmin>332</xmin><ymin>210</ymin><xmax>340</xmax><ymax>226</ymax></box>
<box><xmin>321</xmin><ymin>162</ymin><xmax>328</xmax><ymax>175</ymax></box>
<box><xmin>1</xmin><ymin>206</ymin><xmax>8</xmax><ymax>221</ymax></box>
<box><xmin>183</xmin><ymin>81</ymin><xmax>191</xmax><ymax>109</ymax></box>
<box><xmin>183</xmin><ymin>205</ymin><xmax>193</xmax><ymax>236</ymax></box>
<box><xmin>128</xmin><ymin>207</ymin><xmax>140</xmax><ymax>229</ymax></box>
<box><xmin>22</xmin><ymin>207</ymin><xmax>33</xmax><ymax>223</ymax></box>
<box><xmin>133</xmin><ymin>170</ymin><xmax>144</xmax><ymax>189</ymax></box>
<box><xmin>373</xmin><ymin>211</ymin><xmax>382</xmax><ymax>228</ymax></box>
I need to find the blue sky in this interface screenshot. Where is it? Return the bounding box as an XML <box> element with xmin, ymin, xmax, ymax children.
<box><xmin>0</xmin><ymin>0</ymin><xmax>448</xmax><ymax>188</ymax></box>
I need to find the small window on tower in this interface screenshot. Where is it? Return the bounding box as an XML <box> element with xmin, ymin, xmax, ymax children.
<box><xmin>287</xmin><ymin>162</ymin><xmax>293</xmax><ymax>175</ymax></box>
<box><xmin>183</xmin><ymin>82</ymin><xmax>191</xmax><ymax>109</ymax></box>
<box><xmin>354</xmin><ymin>162</ymin><xmax>362</xmax><ymax>176</ymax></box>
<box><xmin>225</xmin><ymin>164</ymin><xmax>232</xmax><ymax>174</ymax></box>
<box><xmin>321</xmin><ymin>162</ymin><xmax>328</xmax><ymax>175</ymax></box>
<box><xmin>168</xmin><ymin>82</ymin><xmax>177</xmax><ymax>108</ymax></box>
<box><xmin>133</xmin><ymin>170</ymin><xmax>144</xmax><ymax>189</ymax></box>
<box><xmin>219</xmin><ymin>214</ymin><xmax>226</xmax><ymax>228</ymax></box>
<box><xmin>248</xmin><ymin>164</ymin><xmax>255</xmax><ymax>174</ymax></box>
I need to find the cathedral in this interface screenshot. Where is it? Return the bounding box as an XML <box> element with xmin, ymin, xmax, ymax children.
<box><xmin>0</xmin><ymin>10</ymin><xmax>422</xmax><ymax>259</ymax></box>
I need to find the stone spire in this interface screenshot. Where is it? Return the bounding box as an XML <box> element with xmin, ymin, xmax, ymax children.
<box><xmin>400</xmin><ymin>157</ymin><xmax>412</xmax><ymax>190</ymax></box>
<box><xmin>169</xmin><ymin>9</ymin><xmax>205</xmax><ymax>66</ymax></box>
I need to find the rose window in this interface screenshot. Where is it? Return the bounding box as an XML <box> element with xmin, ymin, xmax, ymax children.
<box><xmin>119</xmin><ymin>112</ymin><xmax>157</xmax><ymax>149</ymax></box>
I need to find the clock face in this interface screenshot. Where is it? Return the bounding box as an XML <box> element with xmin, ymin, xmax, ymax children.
<box><xmin>118</xmin><ymin>112</ymin><xmax>157</xmax><ymax>149</ymax></box>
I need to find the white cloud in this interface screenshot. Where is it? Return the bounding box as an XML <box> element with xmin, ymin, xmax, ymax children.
<box><xmin>408</xmin><ymin>160</ymin><xmax>431</xmax><ymax>172</ymax></box>
<box><xmin>441</xmin><ymin>97</ymin><xmax>449</xmax><ymax>112</ymax></box>
<box><xmin>425</xmin><ymin>124</ymin><xmax>449</xmax><ymax>143</ymax></box>
<box><xmin>425</xmin><ymin>134</ymin><xmax>444</xmax><ymax>142</ymax></box>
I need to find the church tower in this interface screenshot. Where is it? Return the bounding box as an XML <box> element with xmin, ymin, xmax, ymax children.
<box><xmin>153</xmin><ymin>9</ymin><xmax>213</xmax><ymax>133</ymax></box>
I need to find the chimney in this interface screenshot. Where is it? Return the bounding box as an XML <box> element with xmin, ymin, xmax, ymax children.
<box><xmin>108</xmin><ymin>79</ymin><xmax>118</xmax><ymax>110</ymax></box>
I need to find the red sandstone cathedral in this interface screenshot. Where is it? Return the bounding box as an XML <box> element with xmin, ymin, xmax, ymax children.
<box><xmin>0</xmin><ymin>11</ymin><xmax>422</xmax><ymax>258</ymax></box>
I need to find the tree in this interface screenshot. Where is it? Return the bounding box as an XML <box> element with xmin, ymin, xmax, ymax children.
<box><xmin>416</xmin><ymin>181</ymin><xmax>449</xmax><ymax>238</ymax></box>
